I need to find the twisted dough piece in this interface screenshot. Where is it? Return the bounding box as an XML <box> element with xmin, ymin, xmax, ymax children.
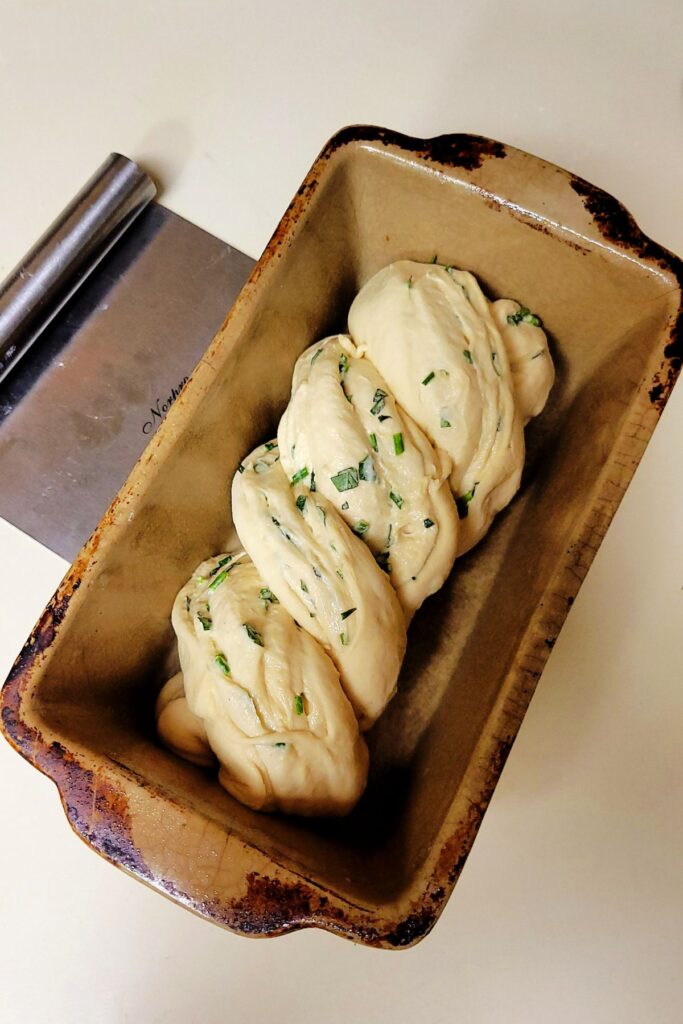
<box><xmin>157</xmin><ymin>260</ymin><xmax>554</xmax><ymax>816</ymax></box>
<box><xmin>231</xmin><ymin>440</ymin><xmax>407</xmax><ymax>729</ymax></box>
<box><xmin>166</xmin><ymin>551</ymin><xmax>368</xmax><ymax>815</ymax></box>
<box><xmin>277</xmin><ymin>335</ymin><xmax>459</xmax><ymax>620</ymax></box>
<box><xmin>348</xmin><ymin>261</ymin><xmax>554</xmax><ymax>554</ymax></box>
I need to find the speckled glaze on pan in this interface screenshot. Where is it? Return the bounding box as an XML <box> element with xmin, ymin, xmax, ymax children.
<box><xmin>2</xmin><ymin>126</ymin><xmax>681</xmax><ymax>948</ymax></box>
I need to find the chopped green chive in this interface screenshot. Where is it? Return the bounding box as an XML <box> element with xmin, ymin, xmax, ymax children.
<box><xmin>185</xmin><ymin>595</ymin><xmax>191</xmax><ymax>611</ymax></box>
<box><xmin>244</xmin><ymin>624</ymin><xmax>264</xmax><ymax>646</ymax></box>
<box><xmin>491</xmin><ymin>352</ymin><xmax>502</xmax><ymax>376</ymax></box>
<box><xmin>377</xmin><ymin>414</ymin><xmax>391</xmax><ymax>422</ymax></box>
<box><xmin>294</xmin><ymin>693</ymin><xmax>305</xmax><ymax>716</ymax></box>
<box><xmin>209</xmin><ymin>556</ymin><xmax>232</xmax><ymax>577</ymax></box>
<box><xmin>421</xmin><ymin>371</ymin><xmax>435</xmax><ymax>386</ymax></box>
<box><xmin>253</xmin><ymin>460</ymin><xmax>269</xmax><ymax>474</ymax></box>
<box><xmin>290</xmin><ymin>467</ymin><xmax>309</xmax><ymax>485</ymax></box>
<box><xmin>369</xmin><ymin>432</ymin><xmax>378</xmax><ymax>452</ymax></box>
<box><xmin>358</xmin><ymin>454</ymin><xmax>377</xmax><ymax>482</ymax></box>
<box><xmin>316</xmin><ymin>504</ymin><xmax>327</xmax><ymax>524</ymax></box>
<box><xmin>237</xmin><ymin>464</ymin><xmax>245</xmax><ymax>474</ymax></box>
<box><xmin>311</xmin><ymin>347</ymin><xmax>324</xmax><ymax>364</ymax></box>
<box><xmin>341</xmin><ymin>501</ymin><xmax>349</xmax><ymax>510</ymax></box>
<box><xmin>424</xmin><ymin>518</ymin><xmax>435</xmax><ymax>528</ymax></box>
<box><xmin>310</xmin><ymin>471</ymin><xmax>316</xmax><ymax>492</ymax></box>
<box><xmin>456</xmin><ymin>483</ymin><xmax>478</xmax><ymax>519</ymax></box>
<box><xmin>312</xmin><ymin>566</ymin><xmax>322</xmax><ymax>579</ymax></box>
<box><xmin>259</xmin><ymin>587</ymin><xmax>279</xmax><ymax>607</ymax></box>
<box><xmin>208</xmin><ymin>568</ymin><xmax>231</xmax><ymax>591</ymax></box>
<box><xmin>295</xmin><ymin>494</ymin><xmax>307</xmax><ymax>512</ymax></box>
<box><xmin>300</xmin><ymin>580</ymin><xmax>309</xmax><ymax>593</ymax></box>
<box><xmin>341</xmin><ymin>608</ymin><xmax>357</xmax><ymax>620</ymax></box>
<box><xmin>338</xmin><ymin>352</ymin><xmax>349</xmax><ymax>374</ymax></box>
<box><xmin>353</xmin><ymin>520</ymin><xmax>370</xmax><ymax>535</ymax></box>
<box><xmin>393</xmin><ymin>432</ymin><xmax>404</xmax><ymax>455</ymax></box>
<box><xmin>440</xmin><ymin>417</ymin><xmax>451</xmax><ymax>428</ymax></box>
<box><xmin>386</xmin><ymin>524</ymin><xmax>393</xmax><ymax>548</ymax></box>
<box><xmin>389</xmin><ymin>491</ymin><xmax>404</xmax><ymax>509</ymax></box>
<box><xmin>430</xmin><ymin>254</ymin><xmax>438</xmax><ymax>263</ymax></box>
<box><xmin>370</xmin><ymin>388</ymin><xmax>388</xmax><ymax>416</ymax></box>
<box><xmin>496</xmin><ymin>416</ymin><xmax>502</xmax><ymax>432</ymax></box>
<box><xmin>331</xmin><ymin>466</ymin><xmax>359</xmax><ymax>492</ymax></box>
<box><xmin>264</xmin><ymin>441</ymin><xmax>277</xmax><ymax>451</ymax></box>
<box><xmin>444</xmin><ymin>265</ymin><xmax>453</xmax><ymax>274</ymax></box>
<box><xmin>531</xmin><ymin>349</ymin><xmax>545</xmax><ymax>359</ymax></box>
<box><xmin>215</xmin><ymin>653</ymin><xmax>230</xmax><ymax>676</ymax></box>
<box><xmin>339</xmin><ymin>632</ymin><xmax>349</xmax><ymax>646</ymax></box>
<box><xmin>463</xmin><ymin>349</ymin><xmax>473</xmax><ymax>364</ymax></box>
<box><xmin>197</xmin><ymin>612</ymin><xmax>212</xmax><ymax>631</ymax></box>
<box><xmin>274</xmin><ymin>741</ymin><xmax>287</xmax><ymax>748</ymax></box>
<box><xmin>407</xmin><ymin>276</ymin><xmax>414</xmax><ymax>289</ymax></box>
<box><xmin>507</xmin><ymin>305</ymin><xmax>542</xmax><ymax>327</ymax></box>
<box><xmin>335</xmin><ymin>568</ymin><xmax>344</xmax><ymax>580</ymax></box>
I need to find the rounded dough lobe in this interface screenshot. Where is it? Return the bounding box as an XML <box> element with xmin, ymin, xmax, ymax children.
<box><xmin>348</xmin><ymin>260</ymin><xmax>528</xmax><ymax>555</ymax></box>
<box><xmin>171</xmin><ymin>551</ymin><xmax>368</xmax><ymax>815</ymax></box>
<box><xmin>491</xmin><ymin>299</ymin><xmax>555</xmax><ymax>423</ymax></box>
<box><xmin>232</xmin><ymin>442</ymin><xmax>407</xmax><ymax>729</ymax></box>
<box><xmin>278</xmin><ymin>334</ymin><xmax>458</xmax><ymax>618</ymax></box>
<box><xmin>155</xmin><ymin>672</ymin><xmax>215</xmax><ymax>768</ymax></box>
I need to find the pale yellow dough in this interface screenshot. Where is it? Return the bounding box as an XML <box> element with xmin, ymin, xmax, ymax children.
<box><xmin>231</xmin><ymin>442</ymin><xmax>407</xmax><ymax>729</ymax></box>
<box><xmin>348</xmin><ymin>261</ymin><xmax>552</xmax><ymax>554</ymax></box>
<box><xmin>278</xmin><ymin>334</ymin><xmax>459</xmax><ymax>619</ymax></box>
<box><xmin>168</xmin><ymin>551</ymin><xmax>368</xmax><ymax>815</ymax></box>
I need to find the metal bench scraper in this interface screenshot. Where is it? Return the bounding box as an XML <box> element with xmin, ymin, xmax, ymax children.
<box><xmin>0</xmin><ymin>155</ymin><xmax>254</xmax><ymax>559</ymax></box>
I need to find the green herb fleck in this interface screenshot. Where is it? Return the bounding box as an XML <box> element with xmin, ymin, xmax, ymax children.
<box><xmin>407</xmin><ymin>276</ymin><xmax>414</xmax><ymax>289</ymax></box>
<box><xmin>369</xmin><ymin>432</ymin><xmax>378</xmax><ymax>452</ymax></box>
<box><xmin>311</xmin><ymin>347</ymin><xmax>324</xmax><ymax>364</ymax></box>
<box><xmin>370</xmin><ymin>388</ymin><xmax>388</xmax><ymax>417</ymax></box>
<box><xmin>295</xmin><ymin>494</ymin><xmax>307</xmax><ymax>512</ymax></box>
<box><xmin>331</xmin><ymin>466</ymin><xmax>359</xmax><ymax>492</ymax></box>
<box><xmin>531</xmin><ymin>349</ymin><xmax>545</xmax><ymax>359</ymax></box>
<box><xmin>237</xmin><ymin>463</ymin><xmax>245</xmax><ymax>474</ymax></box>
<box><xmin>215</xmin><ymin>653</ymin><xmax>230</xmax><ymax>676</ymax></box>
<box><xmin>393</xmin><ymin>432</ymin><xmax>404</xmax><ymax>455</ymax></box>
<box><xmin>185</xmin><ymin>595</ymin><xmax>191</xmax><ymax>611</ymax></box>
<box><xmin>197</xmin><ymin>612</ymin><xmax>212</xmax><ymax>631</ymax></box>
<box><xmin>264</xmin><ymin>441</ymin><xmax>277</xmax><ymax>451</ymax></box>
<box><xmin>507</xmin><ymin>305</ymin><xmax>542</xmax><ymax>327</ymax></box>
<box><xmin>341</xmin><ymin>501</ymin><xmax>349</xmax><ymax>510</ymax></box>
<box><xmin>463</xmin><ymin>349</ymin><xmax>473</xmax><ymax>364</ymax></box>
<box><xmin>338</xmin><ymin>352</ymin><xmax>349</xmax><ymax>374</ymax></box>
<box><xmin>491</xmin><ymin>351</ymin><xmax>502</xmax><ymax>376</ymax></box>
<box><xmin>430</xmin><ymin>254</ymin><xmax>438</xmax><ymax>264</ymax></box>
<box><xmin>300</xmin><ymin>580</ymin><xmax>309</xmax><ymax>593</ymax></box>
<box><xmin>424</xmin><ymin>518</ymin><xmax>435</xmax><ymax>528</ymax></box>
<box><xmin>294</xmin><ymin>693</ymin><xmax>305</xmax><ymax>716</ymax></box>
<box><xmin>208</xmin><ymin>568</ymin><xmax>230</xmax><ymax>591</ymax></box>
<box><xmin>341</xmin><ymin>608</ymin><xmax>356</xmax><ymax>620</ymax></box>
<box><xmin>253</xmin><ymin>459</ymin><xmax>269</xmax><ymax>474</ymax></box>
<box><xmin>244</xmin><ymin>624</ymin><xmax>264</xmax><ymax>647</ymax></box>
<box><xmin>290</xmin><ymin>467</ymin><xmax>309</xmax><ymax>485</ymax></box>
<box><xmin>209</xmin><ymin>556</ymin><xmax>232</xmax><ymax>577</ymax></box>
<box><xmin>456</xmin><ymin>483</ymin><xmax>478</xmax><ymax>519</ymax></box>
<box><xmin>421</xmin><ymin>371</ymin><xmax>435</xmax><ymax>386</ymax></box>
<box><xmin>339</xmin><ymin>632</ymin><xmax>349</xmax><ymax>646</ymax></box>
<box><xmin>389</xmin><ymin>491</ymin><xmax>404</xmax><ymax>509</ymax></box>
<box><xmin>259</xmin><ymin>587</ymin><xmax>279</xmax><ymax>608</ymax></box>
<box><xmin>353</xmin><ymin>520</ymin><xmax>370</xmax><ymax>535</ymax></box>
<box><xmin>310</xmin><ymin>471</ymin><xmax>316</xmax><ymax>492</ymax></box>
<box><xmin>316</xmin><ymin>504</ymin><xmax>327</xmax><ymax>524</ymax></box>
<box><xmin>335</xmin><ymin>568</ymin><xmax>344</xmax><ymax>580</ymax></box>
<box><xmin>378</xmin><ymin>414</ymin><xmax>391</xmax><ymax>422</ymax></box>
<box><xmin>274</xmin><ymin>741</ymin><xmax>287</xmax><ymax>748</ymax></box>
<box><xmin>440</xmin><ymin>417</ymin><xmax>451</xmax><ymax>428</ymax></box>
<box><xmin>496</xmin><ymin>416</ymin><xmax>502</xmax><ymax>432</ymax></box>
<box><xmin>358</xmin><ymin>454</ymin><xmax>377</xmax><ymax>482</ymax></box>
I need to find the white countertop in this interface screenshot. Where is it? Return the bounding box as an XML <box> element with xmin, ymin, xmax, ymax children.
<box><xmin>1</xmin><ymin>3</ymin><xmax>682</xmax><ymax>1021</ymax></box>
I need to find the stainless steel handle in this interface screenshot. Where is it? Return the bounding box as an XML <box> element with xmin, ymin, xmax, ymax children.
<box><xmin>0</xmin><ymin>154</ymin><xmax>157</xmax><ymax>383</ymax></box>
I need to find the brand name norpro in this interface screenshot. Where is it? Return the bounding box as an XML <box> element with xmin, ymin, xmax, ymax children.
<box><xmin>142</xmin><ymin>376</ymin><xmax>189</xmax><ymax>435</ymax></box>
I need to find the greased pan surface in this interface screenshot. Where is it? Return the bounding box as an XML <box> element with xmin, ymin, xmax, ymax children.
<box><xmin>2</xmin><ymin>127</ymin><xmax>681</xmax><ymax>948</ymax></box>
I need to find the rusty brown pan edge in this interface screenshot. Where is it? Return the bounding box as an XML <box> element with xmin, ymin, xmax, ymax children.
<box><xmin>1</xmin><ymin>126</ymin><xmax>681</xmax><ymax>950</ymax></box>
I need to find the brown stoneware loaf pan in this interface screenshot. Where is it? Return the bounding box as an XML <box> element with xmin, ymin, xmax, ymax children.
<box><xmin>2</xmin><ymin>126</ymin><xmax>681</xmax><ymax>948</ymax></box>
